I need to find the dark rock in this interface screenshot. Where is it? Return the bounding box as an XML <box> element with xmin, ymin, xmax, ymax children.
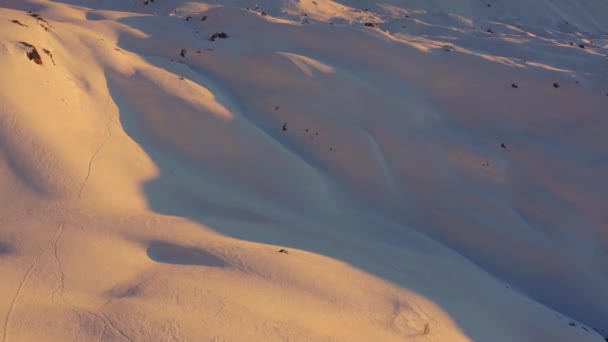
<box><xmin>201</xmin><ymin>15</ymin><xmax>207</xmax><ymax>21</ymax></box>
<box><xmin>501</xmin><ymin>143</ymin><xmax>507</xmax><ymax>149</ymax></box>
<box><xmin>569</xmin><ymin>322</ymin><xmax>576</xmax><ymax>326</ymax></box>
<box><xmin>553</xmin><ymin>82</ymin><xmax>559</xmax><ymax>88</ymax></box>
<box><xmin>579</xmin><ymin>44</ymin><xmax>585</xmax><ymax>49</ymax></box>
<box><xmin>278</xmin><ymin>249</ymin><xmax>288</xmax><ymax>254</ymax></box>
<box><xmin>261</xmin><ymin>11</ymin><xmax>268</xmax><ymax>16</ymax></box>
<box><xmin>180</xmin><ymin>49</ymin><xmax>186</xmax><ymax>57</ymax></box>
<box><xmin>210</xmin><ymin>32</ymin><xmax>228</xmax><ymax>41</ymax></box>
<box><xmin>282</xmin><ymin>123</ymin><xmax>287</xmax><ymax>131</ymax></box>
<box><xmin>511</xmin><ymin>83</ymin><xmax>518</xmax><ymax>88</ymax></box>
<box><xmin>27</xmin><ymin>12</ymin><xmax>49</xmax><ymax>26</ymax></box>
<box><xmin>19</xmin><ymin>42</ymin><xmax>43</xmax><ymax>65</ymax></box>
<box><xmin>43</xmin><ymin>48</ymin><xmax>55</xmax><ymax>65</ymax></box>
<box><xmin>11</xmin><ymin>19</ymin><xmax>28</xmax><ymax>27</ymax></box>
<box><xmin>364</xmin><ymin>22</ymin><xmax>375</xmax><ymax>27</ymax></box>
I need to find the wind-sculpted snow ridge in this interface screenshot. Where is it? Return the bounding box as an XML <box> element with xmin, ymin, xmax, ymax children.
<box><xmin>0</xmin><ymin>0</ymin><xmax>607</xmax><ymax>341</ymax></box>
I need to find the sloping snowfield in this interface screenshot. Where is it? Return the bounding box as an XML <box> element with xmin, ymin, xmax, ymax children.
<box><xmin>0</xmin><ymin>0</ymin><xmax>607</xmax><ymax>341</ymax></box>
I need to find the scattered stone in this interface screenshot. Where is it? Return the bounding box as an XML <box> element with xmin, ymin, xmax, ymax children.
<box><xmin>487</xmin><ymin>29</ymin><xmax>494</xmax><ymax>33</ymax></box>
<box><xmin>210</xmin><ymin>32</ymin><xmax>228</xmax><ymax>41</ymax></box>
<box><xmin>511</xmin><ymin>83</ymin><xmax>518</xmax><ymax>88</ymax></box>
<box><xmin>201</xmin><ymin>15</ymin><xmax>207</xmax><ymax>21</ymax></box>
<box><xmin>278</xmin><ymin>249</ymin><xmax>288</xmax><ymax>254</ymax></box>
<box><xmin>185</xmin><ymin>16</ymin><xmax>192</xmax><ymax>21</ymax></box>
<box><xmin>282</xmin><ymin>123</ymin><xmax>287</xmax><ymax>131</ymax></box>
<box><xmin>27</xmin><ymin>12</ymin><xmax>49</xmax><ymax>26</ymax></box>
<box><xmin>553</xmin><ymin>82</ymin><xmax>559</xmax><ymax>88</ymax></box>
<box><xmin>11</xmin><ymin>19</ymin><xmax>28</xmax><ymax>27</ymax></box>
<box><xmin>501</xmin><ymin>143</ymin><xmax>507</xmax><ymax>149</ymax></box>
<box><xmin>43</xmin><ymin>48</ymin><xmax>55</xmax><ymax>65</ymax></box>
<box><xmin>19</xmin><ymin>42</ymin><xmax>43</xmax><ymax>65</ymax></box>
<box><xmin>579</xmin><ymin>44</ymin><xmax>585</xmax><ymax>49</ymax></box>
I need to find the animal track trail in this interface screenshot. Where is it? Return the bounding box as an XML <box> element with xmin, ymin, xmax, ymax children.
<box><xmin>49</xmin><ymin>220</ymin><xmax>84</xmax><ymax>342</ymax></box>
<box><xmin>1</xmin><ymin>246</ymin><xmax>46</xmax><ymax>342</ymax></box>
<box><xmin>2</xmin><ymin>217</ymin><xmax>71</xmax><ymax>342</ymax></box>
<box><xmin>77</xmin><ymin>94</ymin><xmax>114</xmax><ymax>199</ymax></box>
<box><xmin>48</xmin><ymin>220</ymin><xmax>128</xmax><ymax>342</ymax></box>
<box><xmin>100</xmin><ymin>313</ymin><xmax>133</xmax><ymax>342</ymax></box>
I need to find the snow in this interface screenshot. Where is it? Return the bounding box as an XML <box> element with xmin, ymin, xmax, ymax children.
<box><xmin>0</xmin><ymin>0</ymin><xmax>607</xmax><ymax>341</ymax></box>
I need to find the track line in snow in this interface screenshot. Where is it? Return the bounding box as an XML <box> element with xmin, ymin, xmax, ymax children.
<box><xmin>77</xmin><ymin>93</ymin><xmax>113</xmax><ymax>199</ymax></box>
<box><xmin>1</xmin><ymin>247</ymin><xmax>46</xmax><ymax>342</ymax></box>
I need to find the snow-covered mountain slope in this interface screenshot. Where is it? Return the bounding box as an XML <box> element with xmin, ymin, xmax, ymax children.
<box><xmin>0</xmin><ymin>0</ymin><xmax>607</xmax><ymax>341</ymax></box>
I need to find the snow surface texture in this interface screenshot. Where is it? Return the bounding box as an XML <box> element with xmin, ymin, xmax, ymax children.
<box><xmin>0</xmin><ymin>0</ymin><xmax>607</xmax><ymax>341</ymax></box>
